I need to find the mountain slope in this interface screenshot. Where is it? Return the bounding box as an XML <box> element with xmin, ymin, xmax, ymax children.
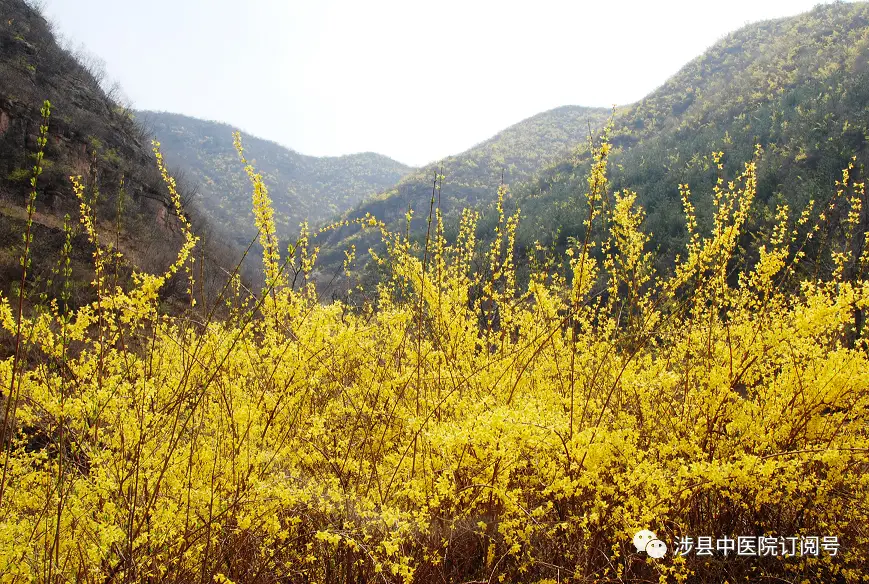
<box><xmin>139</xmin><ymin>111</ymin><xmax>414</xmax><ymax>246</ymax></box>
<box><xmin>0</xmin><ymin>0</ymin><xmax>234</xmax><ymax>309</ymax></box>
<box><xmin>319</xmin><ymin>105</ymin><xmax>612</xmax><ymax>264</ymax></box>
<box><xmin>515</xmin><ymin>2</ymin><xmax>869</xmax><ymax>263</ymax></box>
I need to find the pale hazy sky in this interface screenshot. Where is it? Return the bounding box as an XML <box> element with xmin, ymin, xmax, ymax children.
<box><xmin>42</xmin><ymin>0</ymin><xmax>839</xmax><ymax>167</ymax></box>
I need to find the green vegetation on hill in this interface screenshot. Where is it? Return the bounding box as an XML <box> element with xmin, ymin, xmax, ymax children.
<box><xmin>318</xmin><ymin>2</ymin><xmax>869</xmax><ymax>285</ymax></box>
<box><xmin>515</xmin><ymin>2</ymin><xmax>869</xmax><ymax>267</ymax></box>
<box><xmin>319</xmin><ymin>105</ymin><xmax>611</xmax><ymax>265</ymax></box>
<box><xmin>139</xmin><ymin>111</ymin><xmax>414</xmax><ymax>246</ymax></box>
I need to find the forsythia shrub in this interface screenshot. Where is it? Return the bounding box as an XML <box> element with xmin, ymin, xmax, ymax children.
<box><xmin>0</xmin><ymin>122</ymin><xmax>867</xmax><ymax>583</ymax></box>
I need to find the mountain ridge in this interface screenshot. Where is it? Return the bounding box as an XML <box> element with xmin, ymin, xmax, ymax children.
<box><xmin>138</xmin><ymin>110</ymin><xmax>415</xmax><ymax>246</ymax></box>
<box><xmin>424</xmin><ymin>1</ymin><xmax>869</xmax><ymax>274</ymax></box>
<box><xmin>317</xmin><ymin>104</ymin><xmax>613</xmax><ymax>265</ymax></box>
<box><xmin>140</xmin><ymin>110</ymin><xmax>414</xmax><ymax>167</ymax></box>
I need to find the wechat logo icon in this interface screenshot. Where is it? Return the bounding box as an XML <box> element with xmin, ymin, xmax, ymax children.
<box><xmin>633</xmin><ymin>529</ymin><xmax>668</xmax><ymax>559</ymax></box>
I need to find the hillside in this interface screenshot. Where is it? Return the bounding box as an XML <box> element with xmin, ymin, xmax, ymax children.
<box><xmin>139</xmin><ymin>111</ymin><xmax>414</xmax><ymax>246</ymax></box>
<box><xmin>0</xmin><ymin>0</ymin><xmax>237</xmax><ymax>310</ymax></box>
<box><xmin>318</xmin><ymin>105</ymin><xmax>612</xmax><ymax>265</ymax></box>
<box><xmin>514</xmin><ymin>2</ymin><xmax>869</xmax><ymax>265</ymax></box>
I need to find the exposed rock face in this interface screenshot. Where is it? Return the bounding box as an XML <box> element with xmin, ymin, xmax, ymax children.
<box><xmin>0</xmin><ymin>0</ymin><xmax>199</xmax><ymax>301</ymax></box>
<box><xmin>2</xmin><ymin>0</ymin><xmax>176</xmax><ymax>207</ymax></box>
<box><xmin>0</xmin><ymin>0</ymin><xmax>187</xmax><ymax>218</ymax></box>
<box><xmin>0</xmin><ymin>0</ymin><xmax>244</xmax><ymax>310</ymax></box>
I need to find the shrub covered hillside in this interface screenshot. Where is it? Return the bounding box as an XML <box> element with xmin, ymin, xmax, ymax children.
<box><xmin>318</xmin><ymin>2</ymin><xmax>869</xmax><ymax>279</ymax></box>
<box><xmin>319</xmin><ymin>106</ymin><xmax>611</xmax><ymax>267</ymax></box>
<box><xmin>515</xmin><ymin>2</ymin><xmax>869</xmax><ymax>267</ymax></box>
<box><xmin>1</xmin><ymin>118</ymin><xmax>868</xmax><ymax>583</ymax></box>
<box><xmin>140</xmin><ymin>111</ymin><xmax>414</xmax><ymax>246</ymax></box>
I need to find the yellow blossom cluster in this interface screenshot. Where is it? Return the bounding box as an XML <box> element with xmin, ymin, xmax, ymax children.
<box><xmin>0</xmin><ymin>132</ymin><xmax>867</xmax><ymax>584</ymax></box>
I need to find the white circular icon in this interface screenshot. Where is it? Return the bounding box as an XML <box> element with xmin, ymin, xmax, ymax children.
<box><xmin>646</xmin><ymin>538</ymin><xmax>667</xmax><ymax>559</ymax></box>
<box><xmin>632</xmin><ymin>529</ymin><xmax>657</xmax><ymax>553</ymax></box>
